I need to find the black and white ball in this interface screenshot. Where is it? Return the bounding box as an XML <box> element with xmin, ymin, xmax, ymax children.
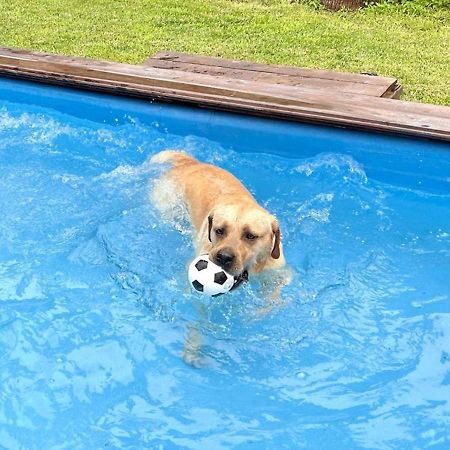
<box><xmin>188</xmin><ymin>254</ymin><xmax>235</xmax><ymax>296</ymax></box>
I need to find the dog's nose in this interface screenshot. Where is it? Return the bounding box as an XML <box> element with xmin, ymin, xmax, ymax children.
<box><xmin>215</xmin><ymin>250</ymin><xmax>235</xmax><ymax>267</ymax></box>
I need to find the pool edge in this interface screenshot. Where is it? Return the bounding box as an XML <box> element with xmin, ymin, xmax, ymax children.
<box><xmin>0</xmin><ymin>46</ymin><xmax>449</xmax><ymax>142</ymax></box>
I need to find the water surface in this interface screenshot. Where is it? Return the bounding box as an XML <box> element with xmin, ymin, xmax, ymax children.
<box><xmin>0</xmin><ymin>79</ymin><xmax>449</xmax><ymax>449</ymax></box>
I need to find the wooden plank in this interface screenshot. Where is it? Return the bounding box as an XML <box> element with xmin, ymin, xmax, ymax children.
<box><xmin>144</xmin><ymin>57</ymin><xmax>393</xmax><ymax>98</ymax></box>
<box><xmin>382</xmin><ymin>82</ymin><xmax>403</xmax><ymax>99</ymax></box>
<box><xmin>0</xmin><ymin>47</ymin><xmax>448</xmax><ymax>141</ymax></box>
<box><xmin>0</xmin><ymin>48</ymin><xmax>437</xmax><ymax>117</ymax></box>
<box><xmin>150</xmin><ymin>52</ymin><xmax>395</xmax><ymax>86</ymax></box>
<box><xmin>147</xmin><ymin>52</ymin><xmax>403</xmax><ymax>99</ymax></box>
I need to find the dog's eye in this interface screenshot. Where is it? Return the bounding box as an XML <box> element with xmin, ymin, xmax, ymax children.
<box><xmin>216</xmin><ymin>228</ymin><xmax>225</xmax><ymax>236</ymax></box>
<box><xmin>246</xmin><ymin>232</ymin><xmax>257</xmax><ymax>240</ymax></box>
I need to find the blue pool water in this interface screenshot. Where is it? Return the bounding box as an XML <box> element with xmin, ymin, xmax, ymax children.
<box><xmin>0</xmin><ymin>77</ymin><xmax>449</xmax><ymax>449</ymax></box>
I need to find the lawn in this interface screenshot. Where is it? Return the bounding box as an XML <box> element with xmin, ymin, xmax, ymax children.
<box><xmin>0</xmin><ymin>0</ymin><xmax>448</xmax><ymax>105</ymax></box>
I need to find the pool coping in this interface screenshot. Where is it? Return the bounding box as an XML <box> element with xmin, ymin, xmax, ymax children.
<box><xmin>0</xmin><ymin>47</ymin><xmax>449</xmax><ymax>142</ymax></box>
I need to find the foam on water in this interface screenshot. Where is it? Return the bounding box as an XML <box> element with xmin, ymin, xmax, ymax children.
<box><xmin>1</xmin><ymin>88</ymin><xmax>450</xmax><ymax>449</ymax></box>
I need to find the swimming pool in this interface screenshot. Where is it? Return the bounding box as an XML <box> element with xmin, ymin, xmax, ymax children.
<box><xmin>0</xmin><ymin>76</ymin><xmax>449</xmax><ymax>449</ymax></box>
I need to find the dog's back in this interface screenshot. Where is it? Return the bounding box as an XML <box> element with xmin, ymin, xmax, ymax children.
<box><xmin>151</xmin><ymin>150</ymin><xmax>256</xmax><ymax>231</ymax></box>
<box><xmin>150</xmin><ymin>150</ymin><xmax>195</xmax><ymax>167</ymax></box>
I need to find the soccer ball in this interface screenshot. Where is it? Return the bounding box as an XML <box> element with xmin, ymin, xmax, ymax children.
<box><xmin>188</xmin><ymin>254</ymin><xmax>235</xmax><ymax>296</ymax></box>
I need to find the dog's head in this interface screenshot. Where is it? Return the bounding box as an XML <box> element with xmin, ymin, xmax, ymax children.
<box><xmin>207</xmin><ymin>203</ymin><xmax>281</xmax><ymax>276</ymax></box>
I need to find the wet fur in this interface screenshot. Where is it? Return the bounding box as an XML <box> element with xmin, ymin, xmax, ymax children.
<box><xmin>151</xmin><ymin>150</ymin><xmax>285</xmax><ymax>274</ymax></box>
<box><xmin>151</xmin><ymin>150</ymin><xmax>291</xmax><ymax>366</ymax></box>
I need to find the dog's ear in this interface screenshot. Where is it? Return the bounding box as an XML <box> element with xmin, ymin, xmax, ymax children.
<box><xmin>208</xmin><ymin>215</ymin><xmax>213</xmax><ymax>242</ymax></box>
<box><xmin>271</xmin><ymin>220</ymin><xmax>281</xmax><ymax>259</ymax></box>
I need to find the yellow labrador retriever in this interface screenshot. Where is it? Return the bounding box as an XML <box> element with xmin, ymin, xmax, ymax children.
<box><xmin>151</xmin><ymin>150</ymin><xmax>291</xmax><ymax>364</ymax></box>
<box><xmin>151</xmin><ymin>150</ymin><xmax>287</xmax><ymax>274</ymax></box>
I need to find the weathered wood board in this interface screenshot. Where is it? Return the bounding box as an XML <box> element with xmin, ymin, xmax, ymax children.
<box><xmin>0</xmin><ymin>47</ymin><xmax>448</xmax><ymax>141</ymax></box>
<box><xmin>145</xmin><ymin>51</ymin><xmax>403</xmax><ymax>99</ymax></box>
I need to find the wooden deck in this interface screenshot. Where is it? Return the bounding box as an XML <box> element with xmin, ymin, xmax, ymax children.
<box><xmin>145</xmin><ymin>51</ymin><xmax>403</xmax><ymax>99</ymax></box>
<box><xmin>0</xmin><ymin>47</ymin><xmax>448</xmax><ymax>141</ymax></box>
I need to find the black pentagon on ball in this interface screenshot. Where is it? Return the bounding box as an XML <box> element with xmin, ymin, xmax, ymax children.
<box><xmin>195</xmin><ymin>259</ymin><xmax>208</xmax><ymax>271</ymax></box>
<box><xmin>192</xmin><ymin>280</ymin><xmax>204</xmax><ymax>292</ymax></box>
<box><xmin>214</xmin><ymin>271</ymin><xmax>228</xmax><ymax>285</ymax></box>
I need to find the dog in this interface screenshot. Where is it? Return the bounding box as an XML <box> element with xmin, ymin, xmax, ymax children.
<box><xmin>150</xmin><ymin>150</ymin><xmax>291</xmax><ymax>365</ymax></box>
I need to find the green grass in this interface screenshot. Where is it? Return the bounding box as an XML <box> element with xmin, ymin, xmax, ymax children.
<box><xmin>0</xmin><ymin>0</ymin><xmax>449</xmax><ymax>105</ymax></box>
